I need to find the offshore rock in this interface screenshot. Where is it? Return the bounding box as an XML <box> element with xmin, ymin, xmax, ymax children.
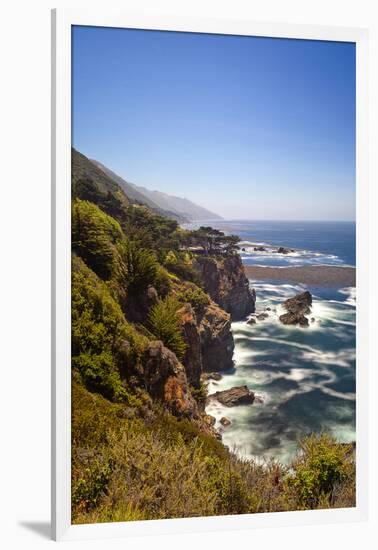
<box><xmin>209</xmin><ymin>385</ymin><xmax>255</xmax><ymax>407</ymax></box>
<box><xmin>279</xmin><ymin>290</ymin><xmax>313</xmax><ymax>327</ymax></box>
<box><xmin>220</xmin><ymin>417</ymin><xmax>232</xmax><ymax>427</ymax></box>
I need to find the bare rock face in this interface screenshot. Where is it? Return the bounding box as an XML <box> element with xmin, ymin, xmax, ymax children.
<box><xmin>178</xmin><ymin>304</ymin><xmax>202</xmax><ymax>388</ymax></box>
<box><xmin>122</xmin><ymin>285</ymin><xmax>158</xmax><ymax>323</ymax></box>
<box><xmin>198</xmin><ymin>301</ymin><xmax>234</xmax><ymax>372</ymax></box>
<box><xmin>143</xmin><ymin>341</ymin><xmax>199</xmax><ymax>419</ymax></box>
<box><xmin>194</xmin><ymin>255</ymin><xmax>256</xmax><ymax>321</ymax></box>
<box><xmin>279</xmin><ymin>291</ymin><xmax>312</xmax><ymax>327</ymax></box>
<box><xmin>209</xmin><ymin>385</ymin><xmax>255</xmax><ymax>407</ymax></box>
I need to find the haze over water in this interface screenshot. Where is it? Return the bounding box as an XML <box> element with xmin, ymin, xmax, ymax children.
<box><xmin>205</xmin><ymin>220</ymin><xmax>356</xmax><ymax>464</ymax></box>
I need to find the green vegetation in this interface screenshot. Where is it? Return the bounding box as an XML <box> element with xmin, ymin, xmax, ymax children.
<box><xmin>178</xmin><ymin>283</ymin><xmax>210</xmax><ymax>314</ymax></box>
<box><xmin>287</xmin><ymin>433</ymin><xmax>355</xmax><ymax>509</ymax></box>
<box><xmin>148</xmin><ymin>296</ymin><xmax>187</xmax><ymax>360</ymax></box>
<box><xmin>72</xmin><ymin>255</ymin><xmax>148</xmax><ymax>402</ymax></box>
<box><xmin>118</xmin><ymin>240</ymin><xmax>159</xmax><ymax>294</ymax></box>
<box><xmin>72</xmin><ymin>199</ymin><xmax>123</xmax><ymax>280</ymax></box>
<box><xmin>71</xmin><ymin>148</ymin><xmax>355</xmax><ymax>524</ymax></box>
<box><xmin>186</xmin><ymin>226</ymin><xmax>241</xmax><ymax>256</ymax></box>
<box><xmin>72</xmin><ymin>384</ymin><xmax>355</xmax><ymax>524</ymax></box>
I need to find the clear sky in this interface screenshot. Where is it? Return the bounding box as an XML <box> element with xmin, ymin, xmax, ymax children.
<box><xmin>72</xmin><ymin>26</ymin><xmax>356</xmax><ymax>221</ymax></box>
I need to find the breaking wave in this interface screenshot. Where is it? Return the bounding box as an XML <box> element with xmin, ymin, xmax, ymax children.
<box><xmin>205</xmin><ymin>282</ymin><xmax>356</xmax><ymax>464</ymax></box>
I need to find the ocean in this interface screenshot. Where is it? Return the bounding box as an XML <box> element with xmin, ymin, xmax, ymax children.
<box><xmin>203</xmin><ymin>220</ymin><xmax>356</xmax><ymax>464</ymax></box>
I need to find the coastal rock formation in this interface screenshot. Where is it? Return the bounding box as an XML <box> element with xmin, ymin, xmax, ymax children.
<box><xmin>143</xmin><ymin>341</ymin><xmax>199</xmax><ymax>418</ymax></box>
<box><xmin>198</xmin><ymin>301</ymin><xmax>235</xmax><ymax>372</ymax></box>
<box><xmin>178</xmin><ymin>298</ymin><xmax>235</xmax><ymax>381</ymax></box>
<box><xmin>194</xmin><ymin>254</ymin><xmax>255</xmax><ymax>320</ymax></box>
<box><xmin>220</xmin><ymin>417</ymin><xmax>232</xmax><ymax>427</ymax></box>
<box><xmin>276</xmin><ymin>246</ymin><xmax>290</xmax><ymax>254</ymax></box>
<box><xmin>254</xmin><ymin>246</ymin><xmax>266</xmax><ymax>252</ymax></box>
<box><xmin>122</xmin><ymin>285</ymin><xmax>158</xmax><ymax>323</ymax></box>
<box><xmin>256</xmin><ymin>312</ymin><xmax>269</xmax><ymax>321</ymax></box>
<box><xmin>279</xmin><ymin>290</ymin><xmax>313</xmax><ymax>327</ymax></box>
<box><xmin>178</xmin><ymin>304</ymin><xmax>202</xmax><ymax>388</ymax></box>
<box><xmin>209</xmin><ymin>385</ymin><xmax>255</xmax><ymax>407</ymax></box>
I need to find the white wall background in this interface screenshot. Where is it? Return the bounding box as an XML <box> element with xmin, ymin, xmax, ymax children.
<box><xmin>0</xmin><ymin>0</ymin><xmax>376</xmax><ymax>548</ymax></box>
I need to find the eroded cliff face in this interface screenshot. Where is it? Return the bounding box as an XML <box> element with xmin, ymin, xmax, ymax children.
<box><xmin>178</xmin><ymin>304</ymin><xmax>202</xmax><ymax>388</ymax></box>
<box><xmin>198</xmin><ymin>302</ymin><xmax>234</xmax><ymax>372</ymax></box>
<box><xmin>178</xmin><ymin>299</ymin><xmax>234</xmax><ymax>382</ymax></box>
<box><xmin>143</xmin><ymin>340</ymin><xmax>219</xmax><ymax>437</ymax></box>
<box><xmin>143</xmin><ymin>340</ymin><xmax>199</xmax><ymax>418</ymax></box>
<box><xmin>135</xmin><ymin>255</ymin><xmax>253</xmax><ymax>431</ymax></box>
<box><xmin>194</xmin><ymin>254</ymin><xmax>255</xmax><ymax>321</ymax></box>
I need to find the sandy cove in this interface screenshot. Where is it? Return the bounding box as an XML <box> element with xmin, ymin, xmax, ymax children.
<box><xmin>244</xmin><ymin>265</ymin><xmax>356</xmax><ymax>287</ymax></box>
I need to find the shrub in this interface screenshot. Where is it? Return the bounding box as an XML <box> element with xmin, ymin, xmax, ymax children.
<box><xmin>154</xmin><ymin>265</ymin><xmax>171</xmax><ymax>297</ymax></box>
<box><xmin>72</xmin><ymin>352</ymin><xmax>126</xmax><ymax>402</ymax></box>
<box><xmin>148</xmin><ymin>296</ymin><xmax>187</xmax><ymax>359</ymax></box>
<box><xmin>72</xmin><ymin>384</ymin><xmax>356</xmax><ymax>524</ymax></box>
<box><xmin>72</xmin><ymin>256</ymin><xmax>148</xmax><ymax>399</ymax></box>
<box><xmin>168</xmin><ymin>259</ymin><xmax>202</xmax><ymax>284</ymax></box>
<box><xmin>286</xmin><ymin>433</ymin><xmax>354</xmax><ymax>509</ymax></box>
<box><xmin>119</xmin><ymin>240</ymin><xmax>159</xmax><ymax>294</ymax></box>
<box><xmin>190</xmin><ymin>383</ymin><xmax>208</xmax><ymax>407</ymax></box>
<box><xmin>72</xmin><ymin>199</ymin><xmax>123</xmax><ymax>280</ymax></box>
<box><xmin>72</xmin><ymin>450</ymin><xmax>113</xmax><ymax>514</ymax></box>
<box><xmin>178</xmin><ymin>283</ymin><xmax>210</xmax><ymax>314</ymax></box>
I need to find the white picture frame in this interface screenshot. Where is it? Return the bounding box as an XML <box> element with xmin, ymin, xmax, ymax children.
<box><xmin>51</xmin><ymin>8</ymin><xmax>369</xmax><ymax>541</ymax></box>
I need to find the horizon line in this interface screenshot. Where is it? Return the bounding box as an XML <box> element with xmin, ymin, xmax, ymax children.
<box><xmin>196</xmin><ymin>218</ymin><xmax>356</xmax><ymax>223</ymax></box>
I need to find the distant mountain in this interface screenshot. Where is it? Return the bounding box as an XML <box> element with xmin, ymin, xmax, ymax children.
<box><xmin>92</xmin><ymin>159</ymin><xmax>223</xmax><ymax>222</ymax></box>
<box><xmin>72</xmin><ymin>148</ymin><xmax>130</xmax><ymax>210</ymax></box>
<box><xmin>72</xmin><ymin>149</ymin><xmax>186</xmax><ymax>222</ymax></box>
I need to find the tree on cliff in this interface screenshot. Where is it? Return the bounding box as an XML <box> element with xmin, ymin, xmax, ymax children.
<box><xmin>188</xmin><ymin>227</ymin><xmax>240</xmax><ymax>256</ymax></box>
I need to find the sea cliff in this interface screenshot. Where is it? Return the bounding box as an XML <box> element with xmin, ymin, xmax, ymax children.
<box><xmin>71</xmin><ymin>149</ymin><xmax>355</xmax><ymax>524</ymax></box>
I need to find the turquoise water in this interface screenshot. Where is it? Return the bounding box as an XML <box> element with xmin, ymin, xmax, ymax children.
<box><xmin>204</xmin><ymin>221</ymin><xmax>356</xmax><ymax>463</ymax></box>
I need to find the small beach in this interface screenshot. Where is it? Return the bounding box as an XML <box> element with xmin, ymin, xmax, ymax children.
<box><xmin>244</xmin><ymin>265</ymin><xmax>355</xmax><ymax>287</ymax></box>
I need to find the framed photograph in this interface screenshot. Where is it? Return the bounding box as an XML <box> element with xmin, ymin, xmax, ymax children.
<box><xmin>51</xmin><ymin>8</ymin><xmax>369</xmax><ymax>541</ymax></box>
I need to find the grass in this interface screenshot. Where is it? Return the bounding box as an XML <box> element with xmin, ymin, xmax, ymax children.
<box><xmin>72</xmin><ymin>383</ymin><xmax>355</xmax><ymax>524</ymax></box>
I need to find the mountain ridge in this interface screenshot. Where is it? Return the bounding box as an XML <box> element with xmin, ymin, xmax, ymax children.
<box><xmin>91</xmin><ymin>158</ymin><xmax>223</xmax><ymax>222</ymax></box>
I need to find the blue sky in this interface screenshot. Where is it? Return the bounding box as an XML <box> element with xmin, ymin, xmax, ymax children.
<box><xmin>72</xmin><ymin>26</ymin><xmax>356</xmax><ymax>221</ymax></box>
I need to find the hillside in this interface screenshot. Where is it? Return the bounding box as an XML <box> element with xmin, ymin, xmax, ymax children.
<box><xmin>73</xmin><ymin>149</ymin><xmax>187</xmax><ymax>222</ymax></box>
<box><xmin>71</xmin><ymin>148</ymin><xmax>355</xmax><ymax>524</ymax></box>
<box><xmin>92</xmin><ymin>158</ymin><xmax>223</xmax><ymax>222</ymax></box>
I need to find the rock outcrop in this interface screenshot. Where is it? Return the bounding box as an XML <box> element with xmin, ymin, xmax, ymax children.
<box><xmin>194</xmin><ymin>254</ymin><xmax>255</xmax><ymax>321</ymax></box>
<box><xmin>276</xmin><ymin>246</ymin><xmax>290</xmax><ymax>254</ymax></box>
<box><xmin>143</xmin><ymin>341</ymin><xmax>199</xmax><ymax>418</ymax></box>
<box><xmin>122</xmin><ymin>285</ymin><xmax>158</xmax><ymax>323</ymax></box>
<box><xmin>279</xmin><ymin>290</ymin><xmax>312</xmax><ymax>327</ymax></box>
<box><xmin>220</xmin><ymin>417</ymin><xmax>231</xmax><ymax>427</ymax></box>
<box><xmin>209</xmin><ymin>385</ymin><xmax>255</xmax><ymax>407</ymax></box>
<box><xmin>178</xmin><ymin>304</ymin><xmax>202</xmax><ymax>388</ymax></box>
<box><xmin>198</xmin><ymin>301</ymin><xmax>234</xmax><ymax>372</ymax></box>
